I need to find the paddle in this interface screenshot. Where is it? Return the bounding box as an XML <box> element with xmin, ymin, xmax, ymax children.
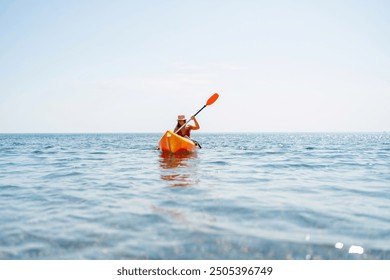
<box><xmin>175</xmin><ymin>93</ymin><xmax>219</xmax><ymax>133</ymax></box>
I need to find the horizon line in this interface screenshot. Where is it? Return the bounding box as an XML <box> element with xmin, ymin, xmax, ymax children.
<box><xmin>1</xmin><ymin>131</ymin><xmax>389</xmax><ymax>134</ymax></box>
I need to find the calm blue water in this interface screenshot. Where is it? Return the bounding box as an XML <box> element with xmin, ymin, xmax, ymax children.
<box><xmin>1</xmin><ymin>133</ymin><xmax>389</xmax><ymax>260</ymax></box>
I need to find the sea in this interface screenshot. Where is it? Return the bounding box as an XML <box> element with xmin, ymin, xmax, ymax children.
<box><xmin>0</xmin><ymin>133</ymin><xmax>389</xmax><ymax>260</ymax></box>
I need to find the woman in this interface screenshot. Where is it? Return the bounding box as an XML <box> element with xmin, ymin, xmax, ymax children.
<box><xmin>174</xmin><ymin>115</ymin><xmax>200</xmax><ymax>138</ymax></box>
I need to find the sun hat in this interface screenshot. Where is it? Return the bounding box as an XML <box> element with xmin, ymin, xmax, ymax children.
<box><xmin>177</xmin><ymin>115</ymin><xmax>186</xmax><ymax>121</ymax></box>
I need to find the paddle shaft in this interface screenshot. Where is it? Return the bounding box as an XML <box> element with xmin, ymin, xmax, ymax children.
<box><xmin>174</xmin><ymin>93</ymin><xmax>219</xmax><ymax>134</ymax></box>
<box><xmin>175</xmin><ymin>105</ymin><xmax>206</xmax><ymax>133</ymax></box>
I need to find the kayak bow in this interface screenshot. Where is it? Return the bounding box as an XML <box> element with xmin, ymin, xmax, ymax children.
<box><xmin>158</xmin><ymin>130</ymin><xmax>197</xmax><ymax>154</ymax></box>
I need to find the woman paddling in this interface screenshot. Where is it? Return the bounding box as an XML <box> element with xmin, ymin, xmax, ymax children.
<box><xmin>174</xmin><ymin>115</ymin><xmax>200</xmax><ymax>138</ymax></box>
<box><xmin>155</xmin><ymin>115</ymin><xmax>200</xmax><ymax>151</ymax></box>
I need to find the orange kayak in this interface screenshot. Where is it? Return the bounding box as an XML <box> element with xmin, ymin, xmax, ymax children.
<box><xmin>158</xmin><ymin>130</ymin><xmax>197</xmax><ymax>154</ymax></box>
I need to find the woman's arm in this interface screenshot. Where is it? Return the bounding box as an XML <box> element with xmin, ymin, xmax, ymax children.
<box><xmin>189</xmin><ymin>116</ymin><xmax>200</xmax><ymax>130</ymax></box>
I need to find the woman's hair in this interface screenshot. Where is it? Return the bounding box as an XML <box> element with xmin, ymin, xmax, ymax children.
<box><xmin>176</xmin><ymin>120</ymin><xmax>184</xmax><ymax>129</ymax></box>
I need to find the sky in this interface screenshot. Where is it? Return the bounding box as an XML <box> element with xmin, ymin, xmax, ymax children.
<box><xmin>0</xmin><ymin>0</ymin><xmax>389</xmax><ymax>133</ymax></box>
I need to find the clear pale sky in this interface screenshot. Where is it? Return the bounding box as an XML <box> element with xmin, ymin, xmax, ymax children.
<box><xmin>1</xmin><ymin>0</ymin><xmax>389</xmax><ymax>133</ymax></box>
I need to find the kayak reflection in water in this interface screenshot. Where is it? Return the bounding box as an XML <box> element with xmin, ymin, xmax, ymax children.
<box><xmin>159</xmin><ymin>153</ymin><xmax>198</xmax><ymax>187</ymax></box>
<box><xmin>174</xmin><ymin>115</ymin><xmax>201</xmax><ymax>148</ymax></box>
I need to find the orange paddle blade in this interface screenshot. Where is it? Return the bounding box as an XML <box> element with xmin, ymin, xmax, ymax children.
<box><xmin>206</xmin><ymin>93</ymin><xmax>219</xmax><ymax>106</ymax></box>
